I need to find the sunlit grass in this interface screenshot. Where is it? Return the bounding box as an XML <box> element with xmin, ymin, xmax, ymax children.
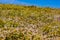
<box><xmin>0</xmin><ymin>4</ymin><xmax>60</xmax><ymax>40</ymax></box>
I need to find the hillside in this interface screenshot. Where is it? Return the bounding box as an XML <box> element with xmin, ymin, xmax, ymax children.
<box><xmin>0</xmin><ymin>4</ymin><xmax>60</xmax><ymax>40</ymax></box>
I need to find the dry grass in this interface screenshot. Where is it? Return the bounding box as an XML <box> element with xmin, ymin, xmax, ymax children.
<box><xmin>0</xmin><ymin>4</ymin><xmax>60</xmax><ymax>40</ymax></box>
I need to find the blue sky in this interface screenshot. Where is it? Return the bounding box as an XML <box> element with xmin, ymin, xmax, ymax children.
<box><xmin>0</xmin><ymin>0</ymin><xmax>60</xmax><ymax>8</ymax></box>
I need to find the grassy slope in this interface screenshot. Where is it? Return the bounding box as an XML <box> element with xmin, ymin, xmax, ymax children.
<box><xmin>0</xmin><ymin>4</ymin><xmax>60</xmax><ymax>40</ymax></box>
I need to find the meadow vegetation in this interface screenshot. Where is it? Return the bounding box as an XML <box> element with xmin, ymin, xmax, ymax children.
<box><xmin>0</xmin><ymin>4</ymin><xmax>60</xmax><ymax>40</ymax></box>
